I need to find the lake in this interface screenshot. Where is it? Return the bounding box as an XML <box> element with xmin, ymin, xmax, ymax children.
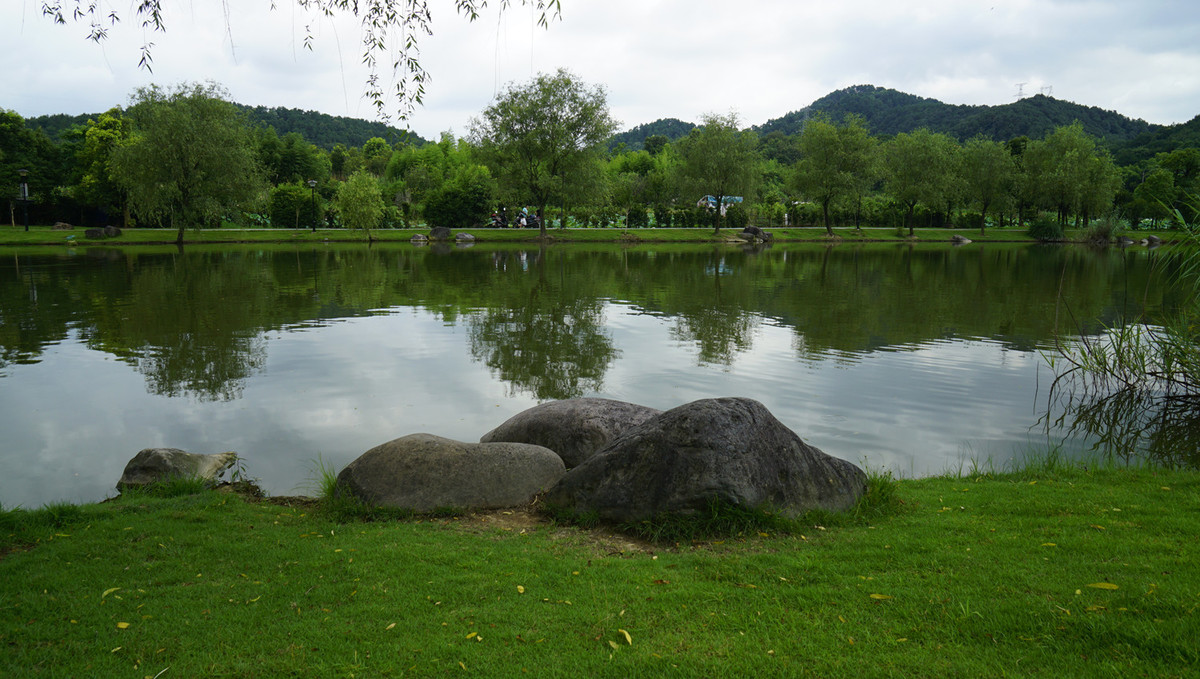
<box><xmin>0</xmin><ymin>241</ymin><xmax>1188</xmax><ymax>508</ymax></box>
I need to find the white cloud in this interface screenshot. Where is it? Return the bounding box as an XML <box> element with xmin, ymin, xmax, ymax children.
<box><xmin>3</xmin><ymin>0</ymin><xmax>1198</xmax><ymax>138</ymax></box>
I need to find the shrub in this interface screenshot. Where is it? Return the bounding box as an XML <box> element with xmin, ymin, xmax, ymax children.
<box><xmin>269</xmin><ymin>183</ymin><xmax>322</xmax><ymax>229</ymax></box>
<box><xmin>725</xmin><ymin>203</ymin><xmax>749</xmax><ymax>230</ymax></box>
<box><xmin>653</xmin><ymin>205</ymin><xmax>672</xmax><ymax>228</ymax></box>
<box><xmin>626</xmin><ymin>206</ymin><xmax>649</xmax><ymax>228</ymax></box>
<box><xmin>1027</xmin><ymin>214</ymin><xmax>1064</xmax><ymax>241</ymax></box>
<box><xmin>1084</xmin><ymin>214</ymin><xmax>1120</xmax><ymax>243</ymax></box>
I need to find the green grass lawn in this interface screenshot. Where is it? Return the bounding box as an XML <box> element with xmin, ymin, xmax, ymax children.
<box><xmin>3</xmin><ymin>465</ymin><xmax>1197</xmax><ymax>677</ymax></box>
<box><xmin>0</xmin><ymin>224</ymin><xmax>1183</xmax><ymax>247</ymax></box>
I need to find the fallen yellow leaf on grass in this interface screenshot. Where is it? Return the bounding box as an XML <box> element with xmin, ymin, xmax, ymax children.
<box><xmin>116</xmin><ymin>622</ymin><xmax>130</xmax><ymax>629</ymax></box>
<box><xmin>608</xmin><ymin>640</ymin><xmax>619</xmax><ymax>650</ymax></box>
<box><xmin>870</xmin><ymin>594</ymin><xmax>893</xmax><ymax>600</ymax></box>
<box><xmin>102</xmin><ymin>588</ymin><xmax>121</xmax><ymax>599</ymax></box>
<box><xmin>618</xmin><ymin>629</ymin><xmax>632</xmax><ymax>645</ymax></box>
<box><xmin>517</xmin><ymin>585</ymin><xmax>525</xmax><ymax>594</ymax></box>
<box><xmin>1086</xmin><ymin>582</ymin><xmax>1119</xmax><ymax>590</ymax></box>
<box><xmin>386</xmin><ymin>623</ymin><xmax>396</xmax><ymax>630</ymax></box>
<box><xmin>1041</xmin><ymin>543</ymin><xmax>1057</xmax><ymax>547</ymax></box>
<box><xmin>466</xmin><ymin>632</ymin><xmax>477</xmax><ymax>639</ymax></box>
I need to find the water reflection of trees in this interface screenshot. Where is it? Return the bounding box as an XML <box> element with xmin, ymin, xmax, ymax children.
<box><xmin>82</xmin><ymin>254</ymin><xmax>274</xmax><ymax>401</ymax></box>
<box><xmin>465</xmin><ymin>248</ymin><xmax>617</xmax><ymax>400</ymax></box>
<box><xmin>0</xmin><ymin>243</ymin><xmax>1179</xmax><ymax>404</ymax></box>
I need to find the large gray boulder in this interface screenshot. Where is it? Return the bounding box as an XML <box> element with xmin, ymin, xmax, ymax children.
<box><xmin>480</xmin><ymin>398</ymin><xmax>662</xmax><ymax>468</ymax></box>
<box><xmin>336</xmin><ymin>434</ymin><xmax>565</xmax><ymax>511</ymax></box>
<box><xmin>117</xmin><ymin>448</ymin><xmax>238</xmax><ymax>490</ymax></box>
<box><xmin>543</xmin><ymin>397</ymin><xmax>866</xmax><ymax>522</ymax></box>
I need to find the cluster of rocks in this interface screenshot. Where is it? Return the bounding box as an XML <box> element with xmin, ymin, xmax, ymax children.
<box><xmin>338</xmin><ymin>396</ymin><xmax>866</xmax><ymax>522</ymax></box>
<box><xmin>737</xmin><ymin>226</ymin><xmax>773</xmax><ymax>243</ymax></box>
<box><xmin>84</xmin><ymin>225</ymin><xmax>123</xmax><ymax>239</ymax></box>
<box><xmin>411</xmin><ymin>226</ymin><xmax>475</xmax><ymax>245</ymax></box>
<box><xmin>116</xmin><ymin>397</ymin><xmax>867</xmax><ymax>523</ymax></box>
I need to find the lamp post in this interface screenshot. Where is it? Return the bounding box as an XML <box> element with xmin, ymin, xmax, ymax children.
<box><xmin>307</xmin><ymin>179</ymin><xmax>318</xmax><ymax>233</ymax></box>
<box><xmin>18</xmin><ymin>169</ymin><xmax>29</xmax><ymax>232</ymax></box>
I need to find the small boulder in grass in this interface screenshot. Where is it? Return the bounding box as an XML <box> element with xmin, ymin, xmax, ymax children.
<box><xmin>335</xmin><ymin>434</ymin><xmax>565</xmax><ymax>511</ymax></box>
<box><xmin>117</xmin><ymin>448</ymin><xmax>238</xmax><ymax>491</ymax></box>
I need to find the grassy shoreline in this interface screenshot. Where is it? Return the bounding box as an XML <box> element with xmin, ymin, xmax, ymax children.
<box><xmin>0</xmin><ymin>224</ymin><xmax>1182</xmax><ymax>247</ymax></box>
<box><xmin>3</xmin><ymin>464</ymin><xmax>1197</xmax><ymax>677</ymax></box>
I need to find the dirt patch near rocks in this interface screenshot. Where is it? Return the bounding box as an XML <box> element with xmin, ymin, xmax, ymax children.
<box><xmin>460</xmin><ymin>507</ymin><xmax>657</xmax><ymax>555</ymax></box>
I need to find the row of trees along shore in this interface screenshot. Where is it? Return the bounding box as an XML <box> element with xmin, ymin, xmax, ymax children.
<box><xmin>4</xmin><ymin>75</ymin><xmax>1198</xmax><ymax>242</ymax></box>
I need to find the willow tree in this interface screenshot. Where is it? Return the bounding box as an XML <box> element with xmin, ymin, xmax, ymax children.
<box><xmin>792</xmin><ymin>114</ymin><xmax>877</xmax><ymax>236</ymax></box>
<box><xmin>469</xmin><ymin>69</ymin><xmax>617</xmax><ymax>238</ymax></box>
<box><xmin>676</xmin><ymin>113</ymin><xmax>760</xmax><ymax>234</ymax></box>
<box><xmin>41</xmin><ymin>0</ymin><xmax>564</xmax><ymax>122</ymax></box>
<box><xmin>882</xmin><ymin>128</ymin><xmax>959</xmax><ymax>236</ymax></box>
<box><xmin>111</xmin><ymin>82</ymin><xmax>264</xmax><ymax>244</ymax></box>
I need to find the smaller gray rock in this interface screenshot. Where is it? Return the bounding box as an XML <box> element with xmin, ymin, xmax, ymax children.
<box><xmin>455</xmin><ymin>232</ymin><xmax>476</xmax><ymax>243</ymax></box>
<box><xmin>410</xmin><ymin>233</ymin><xmax>429</xmax><ymax>243</ymax></box>
<box><xmin>951</xmin><ymin>234</ymin><xmax>972</xmax><ymax>244</ymax></box>
<box><xmin>481</xmin><ymin>398</ymin><xmax>662</xmax><ymax>468</ymax></box>
<box><xmin>117</xmin><ymin>448</ymin><xmax>238</xmax><ymax>490</ymax></box>
<box><xmin>103</xmin><ymin>225</ymin><xmax>122</xmax><ymax>238</ymax></box>
<box><xmin>84</xmin><ymin>228</ymin><xmax>105</xmax><ymax>239</ymax></box>
<box><xmin>429</xmin><ymin>226</ymin><xmax>452</xmax><ymax>240</ymax></box>
<box><xmin>336</xmin><ymin>434</ymin><xmax>565</xmax><ymax>511</ymax></box>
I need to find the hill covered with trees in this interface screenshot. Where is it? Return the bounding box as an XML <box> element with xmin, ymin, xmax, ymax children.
<box><xmin>609</xmin><ymin>118</ymin><xmax>696</xmax><ymax>151</ymax></box>
<box><xmin>26</xmin><ymin>105</ymin><xmax>425</xmax><ymax>149</ymax></box>
<box><xmin>753</xmin><ymin>85</ymin><xmax>1155</xmax><ymax>143</ymax></box>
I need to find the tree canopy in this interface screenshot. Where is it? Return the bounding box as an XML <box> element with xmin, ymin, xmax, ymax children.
<box><xmin>469</xmin><ymin>69</ymin><xmax>617</xmax><ymax>237</ymax></box>
<box><xmin>111</xmin><ymin>82</ymin><xmax>264</xmax><ymax>242</ymax></box>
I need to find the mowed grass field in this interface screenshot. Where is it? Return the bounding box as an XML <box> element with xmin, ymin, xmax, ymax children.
<box><xmin>2</xmin><ymin>463</ymin><xmax>1197</xmax><ymax>678</ymax></box>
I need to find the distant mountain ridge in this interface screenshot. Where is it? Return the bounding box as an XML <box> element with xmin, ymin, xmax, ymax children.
<box><xmin>26</xmin><ymin>105</ymin><xmax>425</xmax><ymax>149</ymax></box>
<box><xmin>612</xmin><ymin>84</ymin><xmax>1172</xmax><ymax>152</ymax></box>
<box><xmin>752</xmin><ymin>84</ymin><xmax>1154</xmax><ymax>142</ymax></box>
<box><xmin>25</xmin><ymin>84</ymin><xmax>1193</xmax><ymax>163</ymax></box>
<box><xmin>609</xmin><ymin>117</ymin><xmax>697</xmax><ymax>151</ymax></box>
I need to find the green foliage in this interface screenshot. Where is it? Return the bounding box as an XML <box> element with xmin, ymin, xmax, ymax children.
<box><xmin>882</xmin><ymin>127</ymin><xmax>959</xmax><ymax>235</ymax></box>
<box><xmin>676</xmin><ymin>112</ymin><xmax>760</xmax><ymax>233</ymax></box>
<box><xmin>1022</xmin><ymin>122</ymin><xmax>1121</xmax><ymax>226</ymax></box>
<box><xmin>1082</xmin><ymin>213</ymin><xmax>1120</xmax><ymax>242</ymax></box>
<box><xmin>335</xmin><ymin>170</ymin><xmax>384</xmax><ymax>237</ymax></box>
<box><xmin>257</xmin><ymin>128</ymin><xmax>329</xmax><ymax>185</ymax></box>
<box><xmin>724</xmin><ymin>203</ymin><xmax>749</xmax><ymax>229</ymax></box>
<box><xmin>112</xmin><ymin>82</ymin><xmax>264</xmax><ymax>242</ymax></box>
<box><xmin>1026</xmin><ymin>214</ymin><xmax>1064</xmax><ymax>241</ymax></box>
<box><xmin>269</xmin><ymin>182</ymin><xmax>323</xmax><ymax>229</ymax></box>
<box><xmin>756</xmin><ymin>85</ymin><xmax>1156</xmax><ymax>143</ymax></box>
<box><xmin>119</xmin><ymin>476</ymin><xmax>212</xmax><ymax>499</ymax></box>
<box><xmin>624</xmin><ymin>206</ymin><xmax>649</xmax><ymax>228</ymax></box>
<box><xmin>792</xmin><ymin>114</ymin><xmax>878</xmax><ymax>235</ymax></box>
<box><xmin>608</xmin><ymin>118</ymin><xmax>695</xmax><ymax>151</ymax></box>
<box><xmin>471</xmin><ymin>69</ymin><xmax>617</xmax><ymax>237</ymax></box>
<box><xmin>423</xmin><ymin>164</ymin><xmax>496</xmax><ymax>228</ymax></box>
<box><xmin>72</xmin><ymin>109</ymin><xmax>132</xmax><ymax>224</ymax></box>
<box><xmin>960</xmin><ymin>135</ymin><xmax>1017</xmax><ymax>232</ymax></box>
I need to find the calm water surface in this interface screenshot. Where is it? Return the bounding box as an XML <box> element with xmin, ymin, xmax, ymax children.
<box><xmin>0</xmin><ymin>242</ymin><xmax>1185</xmax><ymax>508</ymax></box>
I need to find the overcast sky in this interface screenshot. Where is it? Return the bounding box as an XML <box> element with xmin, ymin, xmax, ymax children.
<box><xmin>4</xmin><ymin>0</ymin><xmax>1199</xmax><ymax>140</ymax></box>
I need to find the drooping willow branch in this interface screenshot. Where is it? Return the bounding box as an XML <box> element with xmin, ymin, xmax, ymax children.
<box><xmin>40</xmin><ymin>0</ymin><xmax>562</xmax><ymax>122</ymax></box>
